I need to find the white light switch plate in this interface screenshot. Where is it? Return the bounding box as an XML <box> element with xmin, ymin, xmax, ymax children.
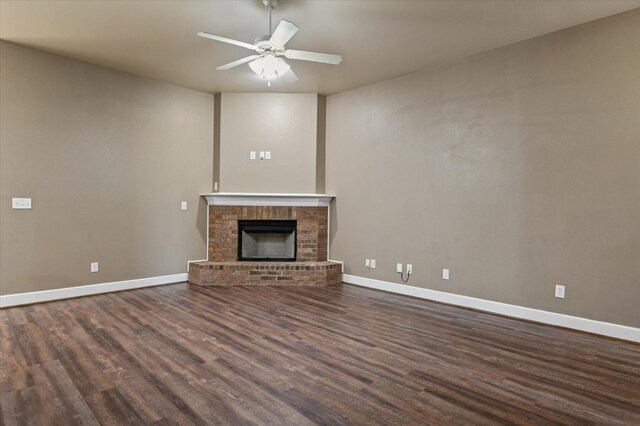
<box><xmin>555</xmin><ymin>284</ymin><xmax>565</xmax><ymax>299</ymax></box>
<box><xmin>12</xmin><ymin>198</ymin><xmax>32</xmax><ymax>209</ymax></box>
<box><xmin>442</xmin><ymin>268</ymin><xmax>450</xmax><ymax>280</ymax></box>
<box><xmin>181</xmin><ymin>201</ymin><xmax>188</xmax><ymax>210</ymax></box>
<box><xmin>91</xmin><ymin>262</ymin><xmax>99</xmax><ymax>273</ymax></box>
<box><xmin>396</xmin><ymin>263</ymin><xmax>403</xmax><ymax>273</ymax></box>
<box><xmin>365</xmin><ymin>259</ymin><xmax>370</xmax><ymax>268</ymax></box>
<box><xmin>265</xmin><ymin>151</ymin><xmax>271</xmax><ymax>160</ymax></box>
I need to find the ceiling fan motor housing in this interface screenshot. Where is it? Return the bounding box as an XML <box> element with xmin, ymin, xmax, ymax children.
<box><xmin>254</xmin><ymin>35</ymin><xmax>286</xmax><ymax>53</ymax></box>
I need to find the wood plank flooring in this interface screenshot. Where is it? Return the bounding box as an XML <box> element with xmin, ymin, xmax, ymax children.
<box><xmin>1</xmin><ymin>283</ymin><xmax>639</xmax><ymax>425</ymax></box>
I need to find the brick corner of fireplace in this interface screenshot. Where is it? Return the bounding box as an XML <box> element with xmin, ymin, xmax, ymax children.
<box><xmin>191</xmin><ymin>197</ymin><xmax>340</xmax><ymax>287</ymax></box>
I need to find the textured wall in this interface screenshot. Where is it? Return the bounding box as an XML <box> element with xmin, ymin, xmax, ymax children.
<box><xmin>0</xmin><ymin>41</ymin><xmax>214</xmax><ymax>295</ymax></box>
<box><xmin>218</xmin><ymin>93</ymin><xmax>320</xmax><ymax>193</ymax></box>
<box><xmin>326</xmin><ymin>10</ymin><xmax>640</xmax><ymax>327</ymax></box>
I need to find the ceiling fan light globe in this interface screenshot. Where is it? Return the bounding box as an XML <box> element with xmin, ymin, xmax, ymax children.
<box><xmin>249</xmin><ymin>57</ymin><xmax>264</xmax><ymax>76</ymax></box>
<box><xmin>249</xmin><ymin>55</ymin><xmax>290</xmax><ymax>81</ymax></box>
<box><xmin>274</xmin><ymin>57</ymin><xmax>291</xmax><ymax>77</ymax></box>
<box><xmin>262</xmin><ymin>54</ymin><xmax>278</xmax><ymax>79</ymax></box>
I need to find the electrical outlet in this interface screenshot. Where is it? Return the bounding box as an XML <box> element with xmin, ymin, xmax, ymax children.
<box><xmin>407</xmin><ymin>264</ymin><xmax>413</xmax><ymax>275</ymax></box>
<box><xmin>396</xmin><ymin>263</ymin><xmax>403</xmax><ymax>273</ymax></box>
<box><xmin>181</xmin><ymin>201</ymin><xmax>188</xmax><ymax>210</ymax></box>
<box><xmin>555</xmin><ymin>284</ymin><xmax>565</xmax><ymax>299</ymax></box>
<box><xmin>214</xmin><ymin>182</ymin><xmax>218</xmax><ymax>191</ymax></box>
<box><xmin>442</xmin><ymin>268</ymin><xmax>450</xmax><ymax>280</ymax></box>
<box><xmin>265</xmin><ymin>151</ymin><xmax>271</xmax><ymax>160</ymax></box>
<box><xmin>259</xmin><ymin>151</ymin><xmax>265</xmax><ymax>160</ymax></box>
<box><xmin>250</xmin><ymin>151</ymin><xmax>256</xmax><ymax>160</ymax></box>
<box><xmin>90</xmin><ymin>262</ymin><xmax>99</xmax><ymax>273</ymax></box>
<box><xmin>12</xmin><ymin>198</ymin><xmax>32</xmax><ymax>209</ymax></box>
<box><xmin>365</xmin><ymin>259</ymin><xmax>370</xmax><ymax>268</ymax></box>
<box><xmin>370</xmin><ymin>259</ymin><xmax>376</xmax><ymax>269</ymax></box>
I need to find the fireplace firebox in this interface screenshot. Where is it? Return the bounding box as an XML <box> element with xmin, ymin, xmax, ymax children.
<box><xmin>237</xmin><ymin>220</ymin><xmax>297</xmax><ymax>262</ymax></box>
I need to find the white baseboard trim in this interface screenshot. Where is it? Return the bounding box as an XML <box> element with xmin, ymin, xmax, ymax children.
<box><xmin>343</xmin><ymin>274</ymin><xmax>640</xmax><ymax>343</ymax></box>
<box><xmin>0</xmin><ymin>273</ymin><xmax>188</xmax><ymax>308</ymax></box>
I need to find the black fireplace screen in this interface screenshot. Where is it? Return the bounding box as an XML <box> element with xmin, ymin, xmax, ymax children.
<box><xmin>237</xmin><ymin>220</ymin><xmax>297</xmax><ymax>261</ymax></box>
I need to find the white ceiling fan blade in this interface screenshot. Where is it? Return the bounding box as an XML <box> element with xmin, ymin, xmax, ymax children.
<box><xmin>281</xmin><ymin>68</ymin><xmax>298</xmax><ymax>83</ymax></box>
<box><xmin>269</xmin><ymin>20</ymin><xmax>298</xmax><ymax>46</ymax></box>
<box><xmin>284</xmin><ymin>49</ymin><xmax>342</xmax><ymax>65</ymax></box>
<box><xmin>217</xmin><ymin>55</ymin><xmax>261</xmax><ymax>71</ymax></box>
<box><xmin>197</xmin><ymin>32</ymin><xmax>256</xmax><ymax>50</ymax></box>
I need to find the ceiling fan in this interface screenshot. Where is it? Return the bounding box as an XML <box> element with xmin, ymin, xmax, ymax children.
<box><xmin>197</xmin><ymin>0</ymin><xmax>342</xmax><ymax>86</ymax></box>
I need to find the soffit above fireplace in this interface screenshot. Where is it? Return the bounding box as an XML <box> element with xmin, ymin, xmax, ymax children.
<box><xmin>202</xmin><ymin>193</ymin><xmax>335</xmax><ymax>207</ymax></box>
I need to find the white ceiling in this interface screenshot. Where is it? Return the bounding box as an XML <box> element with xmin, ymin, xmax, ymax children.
<box><xmin>1</xmin><ymin>0</ymin><xmax>638</xmax><ymax>95</ymax></box>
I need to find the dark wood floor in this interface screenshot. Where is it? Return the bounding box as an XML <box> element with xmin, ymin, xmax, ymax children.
<box><xmin>1</xmin><ymin>283</ymin><xmax>639</xmax><ymax>425</ymax></box>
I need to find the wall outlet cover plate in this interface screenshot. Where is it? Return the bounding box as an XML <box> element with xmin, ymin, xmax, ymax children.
<box><xmin>12</xmin><ymin>198</ymin><xmax>32</xmax><ymax>209</ymax></box>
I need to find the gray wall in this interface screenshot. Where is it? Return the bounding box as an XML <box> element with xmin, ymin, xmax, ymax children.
<box><xmin>0</xmin><ymin>41</ymin><xmax>214</xmax><ymax>295</ymax></box>
<box><xmin>326</xmin><ymin>10</ymin><xmax>640</xmax><ymax>327</ymax></box>
<box><xmin>218</xmin><ymin>93</ymin><xmax>320</xmax><ymax>193</ymax></box>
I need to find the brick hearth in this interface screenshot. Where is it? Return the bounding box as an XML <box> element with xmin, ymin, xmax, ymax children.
<box><xmin>188</xmin><ymin>261</ymin><xmax>342</xmax><ymax>287</ymax></box>
<box><xmin>189</xmin><ymin>203</ymin><xmax>341</xmax><ymax>287</ymax></box>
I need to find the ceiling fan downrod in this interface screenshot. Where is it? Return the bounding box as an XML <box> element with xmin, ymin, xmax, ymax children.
<box><xmin>263</xmin><ymin>0</ymin><xmax>278</xmax><ymax>36</ymax></box>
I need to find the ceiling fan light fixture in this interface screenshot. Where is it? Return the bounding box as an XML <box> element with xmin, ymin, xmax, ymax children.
<box><xmin>198</xmin><ymin>0</ymin><xmax>341</xmax><ymax>85</ymax></box>
<box><xmin>249</xmin><ymin>54</ymin><xmax>290</xmax><ymax>81</ymax></box>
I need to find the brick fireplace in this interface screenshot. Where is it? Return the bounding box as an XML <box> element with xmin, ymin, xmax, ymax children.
<box><xmin>188</xmin><ymin>194</ymin><xmax>342</xmax><ymax>286</ymax></box>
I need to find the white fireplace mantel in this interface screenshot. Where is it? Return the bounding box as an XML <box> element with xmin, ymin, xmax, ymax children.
<box><xmin>202</xmin><ymin>193</ymin><xmax>335</xmax><ymax>207</ymax></box>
